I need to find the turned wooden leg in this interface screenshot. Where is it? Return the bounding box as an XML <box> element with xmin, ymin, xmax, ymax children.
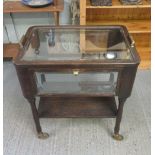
<box><xmin>54</xmin><ymin>12</ymin><xmax>59</xmax><ymax>25</ymax></box>
<box><xmin>113</xmin><ymin>98</ymin><xmax>126</xmax><ymax>141</ymax></box>
<box><xmin>28</xmin><ymin>98</ymin><xmax>49</xmax><ymax>139</ymax></box>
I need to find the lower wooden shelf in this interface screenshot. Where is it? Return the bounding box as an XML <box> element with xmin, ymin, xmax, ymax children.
<box><xmin>86</xmin><ymin>19</ymin><xmax>150</xmax><ymax>33</ymax></box>
<box><xmin>139</xmin><ymin>60</ymin><xmax>150</xmax><ymax>69</ymax></box>
<box><xmin>38</xmin><ymin>96</ymin><xmax>117</xmax><ymax>118</ymax></box>
<box><xmin>137</xmin><ymin>47</ymin><xmax>150</xmax><ymax>60</ymax></box>
<box><xmin>132</xmin><ymin>33</ymin><xmax>150</xmax><ymax>69</ymax></box>
<box><xmin>137</xmin><ymin>47</ymin><xmax>151</xmax><ymax>69</ymax></box>
<box><xmin>3</xmin><ymin>43</ymin><xmax>19</xmax><ymax>60</ymax></box>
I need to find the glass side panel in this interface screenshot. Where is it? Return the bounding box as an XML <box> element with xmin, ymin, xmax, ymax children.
<box><xmin>22</xmin><ymin>27</ymin><xmax>132</xmax><ymax>61</ymax></box>
<box><xmin>35</xmin><ymin>72</ymin><xmax>118</xmax><ymax>95</ymax></box>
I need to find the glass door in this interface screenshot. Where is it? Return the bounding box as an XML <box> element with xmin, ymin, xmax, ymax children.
<box><xmin>35</xmin><ymin>71</ymin><xmax>118</xmax><ymax>95</ymax></box>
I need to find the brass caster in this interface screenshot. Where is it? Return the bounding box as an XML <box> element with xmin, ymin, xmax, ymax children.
<box><xmin>112</xmin><ymin>134</ymin><xmax>124</xmax><ymax>141</ymax></box>
<box><xmin>38</xmin><ymin>132</ymin><xmax>49</xmax><ymax>139</ymax></box>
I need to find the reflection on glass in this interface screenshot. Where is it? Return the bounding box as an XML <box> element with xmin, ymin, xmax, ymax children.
<box><xmin>35</xmin><ymin>72</ymin><xmax>118</xmax><ymax>95</ymax></box>
<box><xmin>22</xmin><ymin>27</ymin><xmax>132</xmax><ymax>61</ymax></box>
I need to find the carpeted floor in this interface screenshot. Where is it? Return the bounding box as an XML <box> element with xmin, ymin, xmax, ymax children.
<box><xmin>3</xmin><ymin>62</ymin><xmax>151</xmax><ymax>155</ymax></box>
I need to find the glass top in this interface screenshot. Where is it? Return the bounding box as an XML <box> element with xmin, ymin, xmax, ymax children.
<box><xmin>21</xmin><ymin>26</ymin><xmax>132</xmax><ymax>61</ymax></box>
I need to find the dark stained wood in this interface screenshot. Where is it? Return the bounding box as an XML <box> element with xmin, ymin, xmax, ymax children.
<box><xmin>28</xmin><ymin>98</ymin><xmax>42</xmax><ymax>133</ymax></box>
<box><xmin>31</xmin><ymin>30</ymin><xmax>40</xmax><ymax>50</ymax></box>
<box><xmin>38</xmin><ymin>97</ymin><xmax>117</xmax><ymax>118</ymax></box>
<box><xmin>118</xmin><ymin>66</ymin><xmax>138</xmax><ymax>98</ymax></box>
<box><xmin>14</xmin><ymin>25</ymin><xmax>140</xmax><ymax>139</ymax></box>
<box><xmin>114</xmin><ymin>98</ymin><xmax>126</xmax><ymax>134</ymax></box>
<box><xmin>15</xmin><ymin>65</ymin><xmax>37</xmax><ymax>99</ymax></box>
<box><xmin>14</xmin><ymin>25</ymin><xmax>140</xmax><ymax>66</ymax></box>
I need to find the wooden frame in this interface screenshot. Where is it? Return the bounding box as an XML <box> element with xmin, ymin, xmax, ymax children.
<box><xmin>14</xmin><ymin>25</ymin><xmax>140</xmax><ymax>140</ymax></box>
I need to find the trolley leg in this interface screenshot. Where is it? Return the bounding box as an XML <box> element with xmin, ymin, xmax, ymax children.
<box><xmin>113</xmin><ymin>98</ymin><xmax>126</xmax><ymax>141</ymax></box>
<box><xmin>28</xmin><ymin>98</ymin><xmax>49</xmax><ymax>139</ymax></box>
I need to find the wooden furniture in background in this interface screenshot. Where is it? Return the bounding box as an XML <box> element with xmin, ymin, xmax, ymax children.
<box><xmin>80</xmin><ymin>0</ymin><xmax>151</xmax><ymax>69</ymax></box>
<box><xmin>3</xmin><ymin>43</ymin><xmax>20</xmax><ymax>60</ymax></box>
<box><xmin>3</xmin><ymin>0</ymin><xmax>64</xmax><ymax>60</ymax></box>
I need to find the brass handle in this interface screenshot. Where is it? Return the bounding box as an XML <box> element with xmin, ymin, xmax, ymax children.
<box><xmin>73</xmin><ymin>71</ymin><xmax>79</xmax><ymax>76</ymax></box>
<box><xmin>129</xmin><ymin>35</ymin><xmax>135</xmax><ymax>47</ymax></box>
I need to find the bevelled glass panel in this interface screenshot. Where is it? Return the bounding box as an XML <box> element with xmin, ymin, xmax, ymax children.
<box><xmin>35</xmin><ymin>72</ymin><xmax>118</xmax><ymax>95</ymax></box>
<box><xmin>22</xmin><ymin>27</ymin><xmax>132</xmax><ymax>61</ymax></box>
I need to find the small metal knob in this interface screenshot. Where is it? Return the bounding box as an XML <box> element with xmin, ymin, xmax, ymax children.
<box><xmin>130</xmin><ymin>35</ymin><xmax>135</xmax><ymax>47</ymax></box>
<box><xmin>131</xmin><ymin>40</ymin><xmax>135</xmax><ymax>47</ymax></box>
<box><xmin>73</xmin><ymin>71</ymin><xmax>79</xmax><ymax>76</ymax></box>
